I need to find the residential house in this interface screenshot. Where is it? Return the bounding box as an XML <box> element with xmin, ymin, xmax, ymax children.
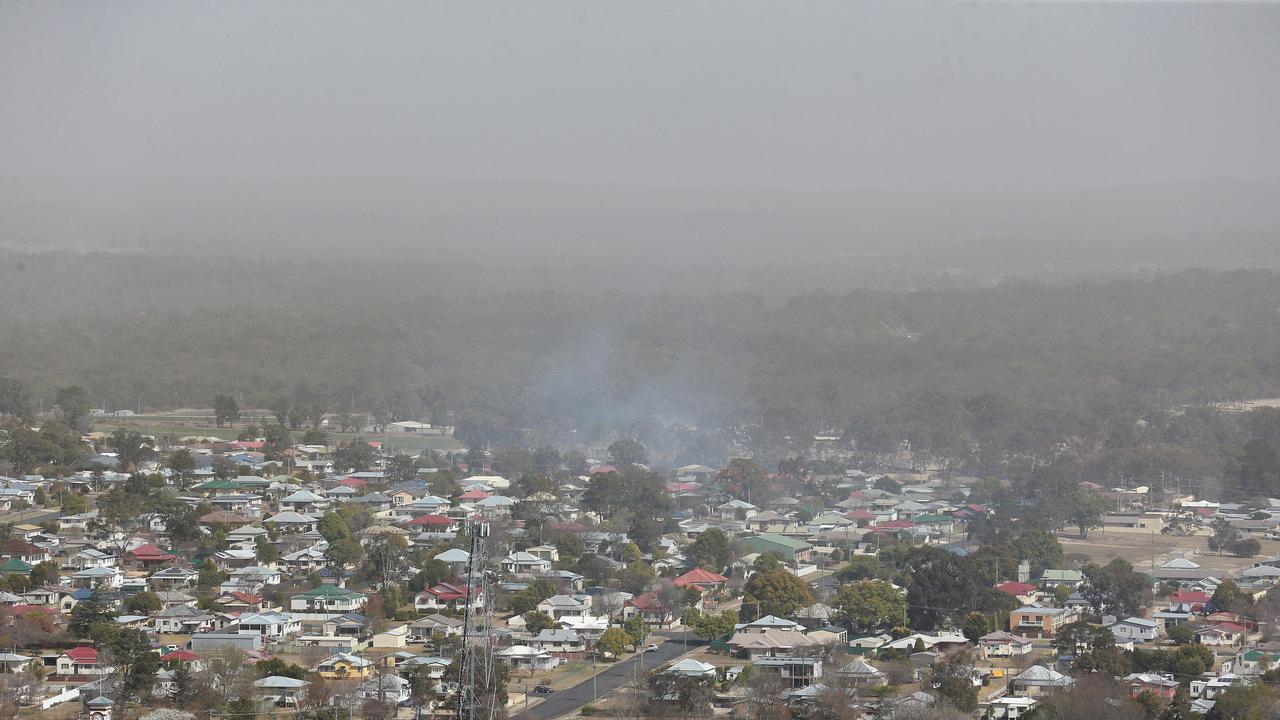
<box><xmin>996</xmin><ymin>582</ymin><xmax>1039</xmax><ymax>605</ymax></box>
<box><xmin>526</xmin><ymin>545</ymin><xmax>560</xmax><ymax>562</ymax></box>
<box><xmin>3</xmin><ymin>539</ymin><xmax>51</xmax><ymax>564</ymax></box>
<box><xmin>147</xmin><ymin>566</ymin><xmax>198</xmax><ymax>590</ymax></box>
<box><xmin>314</xmin><ymin>652</ymin><xmax>373</xmax><ymax>679</ymax></box>
<box><xmin>1008</xmin><ymin>605</ymin><xmax>1080</xmax><ymax>638</ymax></box>
<box><xmin>1008</xmin><ymin>666</ymin><xmax>1076</xmax><ymax>697</ymax></box>
<box><xmin>716</xmin><ymin>500</ymin><xmax>759</xmax><ymax>520</ymax></box>
<box><xmin>151</xmin><ymin>605</ymin><xmax>216</xmax><ymax>634</ymax></box>
<box><xmin>538</xmin><ymin>594</ymin><xmax>591</xmax><ymax>620</ymax></box>
<box><xmin>396</xmin><ymin>656</ymin><xmax>451</xmax><ymax>680</ymax></box>
<box><xmin>625</xmin><ymin>591</ymin><xmax>678</xmax><ymax>628</ymax></box>
<box><xmin>124</xmin><ymin>544</ymin><xmax>176</xmax><ymax>568</ymax></box>
<box><xmin>56</xmin><ymin>647</ymin><xmax>104</xmax><ymax>676</ymax></box>
<box><xmin>217</xmin><ymin>591</ymin><xmax>267</xmax><ymax>613</ymax></box>
<box><xmin>254</xmin><ymin>676</ymin><xmax>311</xmax><ymax>706</ymax></box>
<box><xmin>291</xmin><ymin>585</ymin><xmax>368</xmax><ymax>616</ymax></box>
<box><xmin>71</xmin><ymin>548</ymin><xmax>115</xmax><ymax>570</ymax></box>
<box><xmin>264</xmin><ymin>512</ymin><xmax>319</xmax><ymax>533</ymax></box>
<box><xmin>837</xmin><ymin>659</ymin><xmax>887</xmax><ymax>687</ymax></box>
<box><xmin>979</xmin><ymin>631</ymin><xmax>1034</xmax><ymax>659</ymax></box>
<box><xmin>755</xmin><ymin>656</ymin><xmax>823</xmax><ymax>689</ymax></box>
<box><xmin>281</xmin><ymin>547</ymin><xmax>328</xmax><ymax>574</ymax></box>
<box><xmin>495</xmin><ymin>645</ymin><xmax>560</xmax><ymax>673</ymax></box>
<box><xmin>233</xmin><ymin>612</ymin><xmax>301</xmax><ymax>639</ymax></box>
<box><xmin>987</xmin><ymin>697</ymin><xmax>1039</xmax><ymax>719</ymax></box>
<box><xmin>540</xmin><ymin>569</ymin><xmax>586</xmax><ymax>593</ymax></box>
<box><xmin>1197</xmin><ymin>623</ymin><xmax>1248</xmax><ymax>647</ymax></box>
<box><xmin>793</xmin><ymin>603</ymin><xmax>838</xmax><ymax>631</ymax></box>
<box><xmin>71</xmin><ymin>566</ymin><xmax>123</xmax><ymax>589</ymax></box>
<box><xmin>1038</xmin><ymin>570</ymin><xmax>1084</xmax><ymax>590</ymax></box>
<box><xmin>665</xmin><ymin>658</ymin><xmax>718</xmax><ymax>679</ymax></box>
<box><xmin>741</xmin><ymin>534</ymin><xmax>812</xmax><ymax>565</ymax></box>
<box><xmin>529</xmin><ymin>629</ymin><xmax>587</xmax><ymax>659</ymax></box>
<box><xmin>409</xmin><ymin>614</ymin><xmax>465</xmax><ymax>643</ymax></box>
<box><xmin>1123</xmin><ymin>673</ymin><xmax>1180</xmax><ymax>700</ymax></box>
<box><xmin>280</xmin><ymin>490</ymin><xmax>327</xmax><ymax>514</ymax></box>
<box><xmin>360</xmin><ymin>674</ymin><xmax>411</xmax><ymax>704</ymax></box>
<box><xmin>321</xmin><ymin>613</ymin><xmax>369</xmax><ymax>639</ymax></box>
<box><xmin>475</xmin><ymin>495</ymin><xmax>515</xmax><ymax>518</ymax></box>
<box><xmin>434</xmin><ymin>548</ymin><xmax>471</xmax><ymax>574</ymax></box>
<box><xmin>674</xmin><ymin>568</ymin><xmax>728</xmax><ymax>594</ymax></box>
<box><xmin>502</xmin><ymin>552</ymin><xmax>553</xmax><ymax>576</ymax></box>
<box><xmin>1109</xmin><ymin>617</ymin><xmax>1159</xmax><ymax>644</ymax></box>
<box><xmin>416</xmin><ymin>582</ymin><xmax>484</xmax><ymax>613</ymax></box>
<box><xmin>727</xmin><ymin>629</ymin><xmax>824</xmax><ymax>660</ymax></box>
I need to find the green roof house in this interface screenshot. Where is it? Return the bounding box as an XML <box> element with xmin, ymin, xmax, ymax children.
<box><xmin>0</xmin><ymin>558</ymin><xmax>31</xmax><ymax>575</ymax></box>
<box><xmin>742</xmin><ymin>533</ymin><xmax>813</xmax><ymax>565</ymax></box>
<box><xmin>290</xmin><ymin>584</ymin><xmax>367</xmax><ymax>614</ymax></box>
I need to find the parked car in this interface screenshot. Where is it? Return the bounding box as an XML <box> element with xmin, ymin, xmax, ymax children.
<box><xmin>533</xmin><ymin>685</ymin><xmax>554</xmax><ymax>695</ymax></box>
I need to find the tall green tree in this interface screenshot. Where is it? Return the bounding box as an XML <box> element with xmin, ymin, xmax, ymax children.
<box><xmin>607</xmin><ymin>438</ymin><xmax>647</xmax><ymax>467</ymax></box>
<box><xmin>742</xmin><ymin>569</ymin><xmax>813</xmax><ymax>621</ymax></box>
<box><xmin>55</xmin><ymin>385</ymin><xmax>92</xmax><ymax>430</ymax></box>
<box><xmin>1081</xmin><ymin>558</ymin><xmax>1148</xmax><ymax>616</ymax></box>
<box><xmin>963</xmin><ymin>611</ymin><xmax>991</xmax><ymax>643</ymax></box>
<box><xmin>167</xmin><ymin>448</ymin><xmax>197</xmax><ymax>488</ymax></box>
<box><xmin>0</xmin><ymin>377</ymin><xmax>33</xmax><ymax>418</ymax></box>
<box><xmin>835</xmin><ymin>580</ymin><xmax>906</xmax><ymax>633</ymax></box>
<box><xmin>213</xmin><ymin>394</ymin><xmax>240</xmax><ymax>427</ymax></box>
<box><xmin>687</xmin><ymin>528</ymin><xmax>733</xmax><ymax>570</ymax></box>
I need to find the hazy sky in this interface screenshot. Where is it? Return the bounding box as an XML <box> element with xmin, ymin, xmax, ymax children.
<box><xmin>2</xmin><ymin>1</ymin><xmax>1278</xmax><ymax>193</ymax></box>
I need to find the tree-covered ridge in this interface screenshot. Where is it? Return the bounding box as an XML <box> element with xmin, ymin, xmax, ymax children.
<box><xmin>1</xmin><ymin>263</ymin><xmax>1278</xmax><ymax>467</ymax></box>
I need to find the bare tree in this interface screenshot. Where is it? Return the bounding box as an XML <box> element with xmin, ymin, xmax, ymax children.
<box><xmin>741</xmin><ymin>674</ymin><xmax>791</xmax><ymax>720</ymax></box>
<box><xmin>1036</xmin><ymin>676</ymin><xmax>1143</xmax><ymax>720</ymax></box>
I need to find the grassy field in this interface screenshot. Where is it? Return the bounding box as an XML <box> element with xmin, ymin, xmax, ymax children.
<box><xmin>1059</xmin><ymin>531</ymin><xmax>1279</xmax><ymax>577</ymax></box>
<box><xmin>94</xmin><ymin>416</ymin><xmax>464</xmax><ymax>455</ymax></box>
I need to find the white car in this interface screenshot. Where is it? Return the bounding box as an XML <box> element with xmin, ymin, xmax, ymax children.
<box><xmin>644</xmin><ymin>643</ymin><xmax>660</xmax><ymax>653</ymax></box>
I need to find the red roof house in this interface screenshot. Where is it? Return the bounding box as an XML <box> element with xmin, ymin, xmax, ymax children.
<box><xmin>626</xmin><ymin>591</ymin><xmax>676</xmax><ymax>628</ymax></box>
<box><xmin>407</xmin><ymin>514</ymin><xmax>456</xmax><ymax>528</ymax></box>
<box><xmin>674</xmin><ymin>568</ymin><xmax>729</xmax><ymax>592</ymax></box>
<box><xmin>456</xmin><ymin>489</ymin><xmax>492</xmax><ymax>501</ymax></box>
<box><xmin>159</xmin><ymin>650</ymin><xmax>200</xmax><ymax>663</ymax></box>
<box><xmin>56</xmin><ymin>647</ymin><xmax>98</xmax><ymax>676</ymax></box>
<box><xmin>125</xmin><ymin>544</ymin><xmax>176</xmax><ymax>566</ymax></box>
<box><xmin>873</xmin><ymin>520</ymin><xmax>915</xmax><ymax>530</ymax></box>
<box><xmin>1168</xmin><ymin>590</ymin><xmax>1211</xmax><ymax>612</ymax></box>
<box><xmin>2</xmin><ymin>538</ymin><xmax>50</xmax><ymax>562</ymax></box>
<box><xmin>415</xmin><ymin>582</ymin><xmax>483</xmax><ymax>612</ymax></box>
<box><xmin>996</xmin><ymin>582</ymin><xmax>1038</xmax><ymax>599</ymax></box>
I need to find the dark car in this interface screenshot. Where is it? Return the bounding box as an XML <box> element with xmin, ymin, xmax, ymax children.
<box><xmin>533</xmin><ymin>685</ymin><xmax>554</xmax><ymax>695</ymax></box>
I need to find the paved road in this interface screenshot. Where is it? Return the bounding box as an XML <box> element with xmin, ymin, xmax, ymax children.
<box><xmin>0</xmin><ymin>508</ymin><xmax>62</xmax><ymax>526</ymax></box>
<box><xmin>516</xmin><ymin>635</ymin><xmax>703</xmax><ymax>720</ymax></box>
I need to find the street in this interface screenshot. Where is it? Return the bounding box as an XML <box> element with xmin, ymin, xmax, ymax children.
<box><xmin>515</xmin><ymin>634</ymin><xmax>702</xmax><ymax>720</ymax></box>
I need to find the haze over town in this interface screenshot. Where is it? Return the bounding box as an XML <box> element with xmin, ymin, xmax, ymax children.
<box><xmin>1</xmin><ymin>3</ymin><xmax>1280</xmax><ymax>720</ymax></box>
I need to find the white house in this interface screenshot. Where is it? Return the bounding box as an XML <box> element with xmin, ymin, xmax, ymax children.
<box><xmin>502</xmin><ymin>552</ymin><xmax>552</xmax><ymax>575</ymax></box>
<box><xmin>254</xmin><ymin>676</ymin><xmax>311</xmax><ymax>706</ymax></box>
<box><xmin>360</xmin><ymin>674</ymin><xmax>411</xmax><ymax>704</ymax></box>
<box><xmin>979</xmin><ymin>631</ymin><xmax>1034</xmax><ymax>659</ymax></box>
<box><xmin>537</xmin><ymin>595</ymin><xmax>591</xmax><ymax>620</ymax></box>
<box><xmin>233</xmin><ymin>612</ymin><xmax>301</xmax><ymax>639</ymax></box>
<box><xmin>495</xmin><ymin>645</ymin><xmax>560</xmax><ymax>672</ymax></box>
<box><xmin>1109</xmin><ymin>617</ymin><xmax>1159</xmax><ymax>644</ymax></box>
